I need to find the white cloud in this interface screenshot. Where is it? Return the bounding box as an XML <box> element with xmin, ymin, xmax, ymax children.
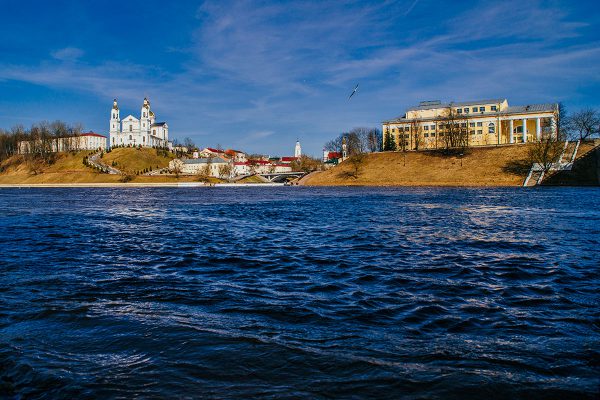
<box><xmin>51</xmin><ymin>47</ymin><xmax>84</xmax><ymax>61</ymax></box>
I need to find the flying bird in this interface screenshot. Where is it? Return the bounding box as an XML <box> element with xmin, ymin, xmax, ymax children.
<box><xmin>348</xmin><ymin>84</ymin><xmax>359</xmax><ymax>100</ymax></box>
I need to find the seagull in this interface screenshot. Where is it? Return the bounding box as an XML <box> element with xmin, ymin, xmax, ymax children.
<box><xmin>348</xmin><ymin>83</ymin><xmax>359</xmax><ymax>100</ymax></box>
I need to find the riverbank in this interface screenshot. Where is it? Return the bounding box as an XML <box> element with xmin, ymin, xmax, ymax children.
<box><xmin>303</xmin><ymin>144</ymin><xmax>598</xmax><ymax>187</ymax></box>
<box><xmin>0</xmin><ymin>182</ymin><xmax>286</xmax><ymax>188</ymax></box>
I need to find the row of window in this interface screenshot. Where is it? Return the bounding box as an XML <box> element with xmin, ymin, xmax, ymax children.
<box><xmin>392</xmin><ymin>122</ymin><xmax>495</xmax><ymax>132</ymax></box>
<box><xmin>394</xmin><ymin>126</ymin><xmax>494</xmax><ymax>139</ymax></box>
<box><xmin>456</xmin><ymin>105</ymin><xmax>498</xmax><ymax>114</ymax></box>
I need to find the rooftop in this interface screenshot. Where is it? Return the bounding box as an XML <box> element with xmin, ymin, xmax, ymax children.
<box><xmin>182</xmin><ymin>157</ymin><xmax>228</xmax><ymax>164</ymax></box>
<box><xmin>407</xmin><ymin>98</ymin><xmax>506</xmax><ymax>111</ymax></box>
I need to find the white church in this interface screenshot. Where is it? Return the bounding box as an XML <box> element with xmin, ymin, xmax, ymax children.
<box><xmin>109</xmin><ymin>98</ymin><xmax>171</xmax><ymax>148</ymax></box>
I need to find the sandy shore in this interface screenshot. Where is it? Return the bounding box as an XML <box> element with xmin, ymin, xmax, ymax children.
<box><xmin>0</xmin><ymin>182</ymin><xmax>287</xmax><ymax>188</ymax></box>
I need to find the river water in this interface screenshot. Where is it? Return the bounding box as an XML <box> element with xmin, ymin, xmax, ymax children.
<box><xmin>0</xmin><ymin>187</ymin><xmax>598</xmax><ymax>399</ymax></box>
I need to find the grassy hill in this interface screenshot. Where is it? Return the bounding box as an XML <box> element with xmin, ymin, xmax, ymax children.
<box><xmin>0</xmin><ymin>149</ymin><xmax>192</xmax><ymax>184</ymax></box>
<box><xmin>304</xmin><ymin>145</ymin><xmax>536</xmax><ymax>186</ymax></box>
<box><xmin>102</xmin><ymin>147</ymin><xmax>175</xmax><ymax>173</ymax></box>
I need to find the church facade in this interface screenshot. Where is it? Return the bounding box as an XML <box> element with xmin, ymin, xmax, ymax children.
<box><xmin>109</xmin><ymin>98</ymin><xmax>170</xmax><ymax>148</ymax></box>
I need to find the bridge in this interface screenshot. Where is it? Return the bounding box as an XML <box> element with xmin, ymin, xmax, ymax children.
<box><xmin>259</xmin><ymin>171</ymin><xmax>306</xmax><ymax>182</ymax></box>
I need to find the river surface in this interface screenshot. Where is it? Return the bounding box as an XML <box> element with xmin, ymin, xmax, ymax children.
<box><xmin>0</xmin><ymin>187</ymin><xmax>598</xmax><ymax>399</ymax></box>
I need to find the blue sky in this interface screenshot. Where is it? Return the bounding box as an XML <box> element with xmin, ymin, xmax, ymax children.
<box><xmin>0</xmin><ymin>0</ymin><xmax>598</xmax><ymax>156</ymax></box>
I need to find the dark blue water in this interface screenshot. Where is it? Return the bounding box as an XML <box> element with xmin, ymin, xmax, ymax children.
<box><xmin>0</xmin><ymin>187</ymin><xmax>598</xmax><ymax>399</ymax></box>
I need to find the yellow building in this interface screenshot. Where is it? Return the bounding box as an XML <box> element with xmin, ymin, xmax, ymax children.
<box><xmin>382</xmin><ymin>99</ymin><xmax>558</xmax><ymax>150</ymax></box>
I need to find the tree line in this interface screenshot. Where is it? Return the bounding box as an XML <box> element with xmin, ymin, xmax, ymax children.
<box><xmin>324</xmin><ymin>127</ymin><xmax>382</xmax><ymax>157</ymax></box>
<box><xmin>0</xmin><ymin>120</ymin><xmax>85</xmax><ymax>164</ymax></box>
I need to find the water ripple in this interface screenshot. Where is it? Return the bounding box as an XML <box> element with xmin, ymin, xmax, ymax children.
<box><xmin>0</xmin><ymin>187</ymin><xmax>598</xmax><ymax>399</ymax></box>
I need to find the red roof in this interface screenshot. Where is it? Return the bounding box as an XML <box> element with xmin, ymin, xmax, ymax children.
<box><xmin>206</xmin><ymin>147</ymin><xmax>225</xmax><ymax>153</ymax></box>
<box><xmin>327</xmin><ymin>152</ymin><xmax>341</xmax><ymax>159</ymax></box>
<box><xmin>280</xmin><ymin>156</ymin><xmax>298</xmax><ymax>162</ymax></box>
<box><xmin>81</xmin><ymin>131</ymin><xmax>107</xmax><ymax>138</ymax></box>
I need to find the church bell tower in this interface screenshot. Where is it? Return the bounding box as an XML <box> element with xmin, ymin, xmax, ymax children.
<box><xmin>140</xmin><ymin>97</ymin><xmax>151</xmax><ymax>135</ymax></box>
<box><xmin>110</xmin><ymin>99</ymin><xmax>120</xmax><ymax>145</ymax></box>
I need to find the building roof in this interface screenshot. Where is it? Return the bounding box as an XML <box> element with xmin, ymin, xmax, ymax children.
<box><xmin>80</xmin><ymin>131</ymin><xmax>107</xmax><ymax>138</ymax></box>
<box><xmin>384</xmin><ymin>101</ymin><xmax>557</xmax><ymax>124</ymax></box>
<box><xmin>505</xmin><ymin>103</ymin><xmax>556</xmax><ymax>113</ymax></box>
<box><xmin>280</xmin><ymin>156</ymin><xmax>298</xmax><ymax>162</ymax></box>
<box><xmin>151</xmin><ymin>122</ymin><xmax>167</xmax><ymax>127</ymax></box>
<box><xmin>203</xmin><ymin>147</ymin><xmax>225</xmax><ymax>153</ymax></box>
<box><xmin>407</xmin><ymin>99</ymin><xmax>506</xmax><ymax>111</ymax></box>
<box><xmin>182</xmin><ymin>157</ymin><xmax>228</xmax><ymax>164</ymax></box>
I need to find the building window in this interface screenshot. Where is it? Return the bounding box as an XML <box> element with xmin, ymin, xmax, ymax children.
<box><xmin>143</xmin><ymin>136</ymin><xmax>146</xmax><ymax>142</ymax></box>
<box><xmin>464</xmin><ymin>108</ymin><xmax>469</xmax><ymax>113</ymax></box>
<box><xmin>477</xmin><ymin>122</ymin><xmax>483</xmax><ymax>127</ymax></box>
<box><xmin>491</xmin><ymin>105</ymin><xmax>497</xmax><ymax>111</ymax></box>
<box><xmin>129</xmin><ymin>125</ymin><xmax>132</xmax><ymax>132</ymax></box>
<box><xmin>477</xmin><ymin>130</ymin><xmax>482</xmax><ymax>134</ymax></box>
<box><xmin>431</xmin><ymin>132</ymin><xmax>436</xmax><ymax>137</ymax></box>
<box><xmin>488</xmin><ymin>123</ymin><xmax>495</xmax><ymax>133</ymax></box>
<box><xmin>153</xmin><ymin>129</ymin><xmax>156</xmax><ymax>135</ymax></box>
<box><xmin>392</xmin><ymin>128</ymin><xmax>395</xmax><ymax>132</ymax></box>
<box><xmin>430</xmin><ymin>125</ymin><xmax>435</xmax><ymax>130</ymax></box>
<box><xmin>470</xmin><ymin>122</ymin><xmax>475</xmax><ymax>127</ymax></box>
<box><xmin>470</xmin><ymin>130</ymin><xmax>475</xmax><ymax>135</ymax></box>
<box><xmin>129</xmin><ymin>135</ymin><xmax>132</xmax><ymax>140</ymax></box>
<box><xmin>457</xmin><ymin>109</ymin><xmax>462</xmax><ymax>114</ymax></box>
<box><xmin>424</xmin><ymin>133</ymin><xmax>429</xmax><ymax>138</ymax></box>
<box><xmin>479</xmin><ymin>107</ymin><xmax>485</xmax><ymax>112</ymax></box>
<box><xmin>461</xmin><ymin>123</ymin><xmax>467</xmax><ymax>127</ymax></box>
<box><xmin>424</xmin><ymin>126</ymin><xmax>429</xmax><ymax>131</ymax></box>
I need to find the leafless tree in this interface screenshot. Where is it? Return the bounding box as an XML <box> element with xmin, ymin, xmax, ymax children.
<box><xmin>527</xmin><ymin>129</ymin><xmax>564</xmax><ymax>173</ymax></box>
<box><xmin>439</xmin><ymin>107</ymin><xmax>468</xmax><ymax>152</ymax></box>
<box><xmin>570</xmin><ymin>108</ymin><xmax>599</xmax><ymax>140</ymax></box>
<box><xmin>409</xmin><ymin>119</ymin><xmax>423</xmax><ymax>150</ymax></box>
<box><xmin>218</xmin><ymin>163</ymin><xmax>233</xmax><ymax>179</ymax></box>
<box><xmin>291</xmin><ymin>155</ymin><xmax>323</xmax><ymax>173</ymax></box>
<box><xmin>340</xmin><ymin>153</ymin><xmax>367</xmax><ymax>179</ymax></box>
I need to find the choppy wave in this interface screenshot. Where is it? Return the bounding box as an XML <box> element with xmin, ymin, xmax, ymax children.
<box><xmin>0</xmin><ymin>187</ymin><xmax>599</xmax><ymax>399</ymax></box>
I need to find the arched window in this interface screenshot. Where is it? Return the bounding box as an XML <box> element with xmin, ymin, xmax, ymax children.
<box><xmin>129</xmin><ymin>135</ymin><xmax>132</xmax><ymax>140</ymax></box>
<box><xmin>143</xmin><ymin>136</ymin><xmax>146</xmax><ymax>143</ymax></box>
<box><xmin>488</xmin><ymin>122</ymin><xmax>495</xmax><ymax>133</ymax></box>
<box><xmin>129</xmin><ymin>125</ymin><xmax>132</xmax><ymax>132</ymax></box>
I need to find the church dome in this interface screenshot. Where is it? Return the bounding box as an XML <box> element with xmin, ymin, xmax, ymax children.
<box><xmin>149</xmin><ymin>110</ymin><xmax>155</xmax><ymax>117</ymax></box>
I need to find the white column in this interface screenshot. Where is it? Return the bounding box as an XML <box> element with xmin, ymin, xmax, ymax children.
<box><xmin>509</xmin><ymin>119</ymin><xmax>514</xmax><ymax>144</ymax></box>
<box><xmin>535</xmin><ymin>118</ymin><xmax>541</xmax><ymax>141</ymax></box>
<box><xmin>522</xmin><ymin>118</ymin><xmax>527</xmax><ymax>143</ymax></box>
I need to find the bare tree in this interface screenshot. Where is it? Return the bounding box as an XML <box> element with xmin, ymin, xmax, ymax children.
<box><xmin>409</xmin><ymin>119</ymin><xmax>423</xmax><ymax>150</ymax></box>
<box><xmin>183</xmin><ymin>137</ymin><xmax>195</xmax><ymax>152</ymax></box>
<box><xmin>218</xmin><ymin>163</ymin><xmax>233</xmax><ymax>179</ymax></box>
<box><xmin>570</xmin><ymin>108</ymin><xmax>599</xmax><ymax>140</ymax></box>
<box><xmin>340</xmin><ymin>153</ymin><xmax>367</xmax><ymax>179</ymax></box>
<box><xmin>439</xmin><ymin>107</ymin><xmax>468</xmax><ymax>152</ymax></box>
<box><xmin>527</xmin><ymin>128</ymin><xmax>564</xmax><ymax>173</ymax></box>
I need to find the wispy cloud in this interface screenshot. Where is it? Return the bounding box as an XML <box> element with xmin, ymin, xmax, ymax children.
<box><xmin>0</xmin><ymin>0</ymin><xmax>597</xmax><ymax>155</ymax></box>
<box><xmin>51</xmin><ymin>47</ymin><xmax>84</xmax><ymax>61</ymax></box>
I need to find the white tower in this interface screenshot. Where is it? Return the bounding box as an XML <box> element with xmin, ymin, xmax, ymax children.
<box><xmin>294</xmin><ymin>140</ymin><xmax>302</xmax><ymax>158</ymax></box>
<box><xmin>140</xmin><ymin>97</ymin><xmax>151</xmax><ymax>135</ymax></box>
<box><xmin>109</xmin><ymin>99</ymin><xmax>120</xmax><ymax>147</ymax></box>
